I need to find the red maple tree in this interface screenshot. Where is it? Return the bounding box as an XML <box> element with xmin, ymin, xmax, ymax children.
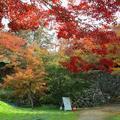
<box><xmin>0</xmin><ymin>0</ymin><xmax>119</xmax><ymax>73</ymax></box>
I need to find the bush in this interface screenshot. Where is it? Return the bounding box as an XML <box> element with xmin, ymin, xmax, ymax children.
<box><xmin>44</xmin><ymin>68</ymin><xmax>120</xmax><ymax>107</ymax></box>
<box><xmin>43</xmin><ymin>65</ymin><xmax>91</xmax><ymax>106</ymax></box>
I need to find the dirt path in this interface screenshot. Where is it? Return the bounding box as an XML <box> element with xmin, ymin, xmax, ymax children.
<box><xmin>79</xmin><ymin>105</ymin><xmax>120</xmax><ymax>120</ymax></box>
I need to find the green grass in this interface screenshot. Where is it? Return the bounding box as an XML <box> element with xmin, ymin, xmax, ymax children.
<box><xmin>106</xmin><ymin>114</ymin><xmax>120</xmax><ymax>120</ymax></box>
<box><xmin>0</xmin><ymin>101</ymin><xmax>79</xmax><ymax>120</ymax></box>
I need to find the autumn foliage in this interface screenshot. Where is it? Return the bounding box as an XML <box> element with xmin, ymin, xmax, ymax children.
<box><xmin>61</xmin><ymin>31</ymin><xmax>120</xmax><ymax>73</ymax></box>
<box><xmin>0</xmin><ymin>32</ymin><xmax>46</xmax><ymax>107</ymax></box>
<box><xmin>0</xmin><ymin>0</ymin><xmax>120</xmax><ymax>108</ymax></box>
<box><xmin>0</xmin><ymin>0</ymin><xmax>119</xmax><ymax>73</ymax></box>
<box><xmin>0</xmin><ymin>0</ymin><xmax>119</xmax><ymax>31</ymax></box>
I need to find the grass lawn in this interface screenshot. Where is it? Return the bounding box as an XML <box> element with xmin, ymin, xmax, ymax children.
<box><xmin>0</xmin><ymin>101</ymin><xmax>79</xmax><ymax>120</ymax></box>
<box><xmin>106</xmin><ymin>114</ymin><xmax>120</xmax><ymax>120</ymax></box>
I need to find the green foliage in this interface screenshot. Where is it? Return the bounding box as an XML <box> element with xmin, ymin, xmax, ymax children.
<box><xmin>43</xmin><ymin>53</ymin><xmax>91</xmax><ymax>105</ymax></box>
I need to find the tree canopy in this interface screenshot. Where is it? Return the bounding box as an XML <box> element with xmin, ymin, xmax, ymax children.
<box><xmin>0</xmin><ymin>0</ymin><xmax>120</xmax><ymax>74</ymax></box>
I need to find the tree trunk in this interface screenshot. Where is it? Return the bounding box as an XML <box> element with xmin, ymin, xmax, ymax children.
<box><xmin>28</xmin><ymin>89</ymin><xmax>34</xmax><ymax>109</ymax></box>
